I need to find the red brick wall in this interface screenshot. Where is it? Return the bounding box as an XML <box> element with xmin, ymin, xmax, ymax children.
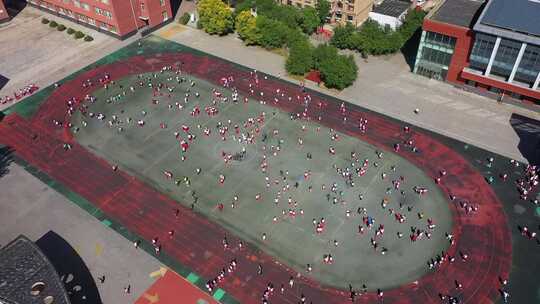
<box><xmin>29</xmin><ymin>0</ymin><xmax>171</xmax><ymax>37</ymax></box>
<box><xmin>0</xmin><ymin>0</ymin><xmax>10</xmax><ymax>22</ymax></box>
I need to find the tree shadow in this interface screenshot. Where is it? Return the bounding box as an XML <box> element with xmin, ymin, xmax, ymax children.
<box><xmin>35</xmin><ymin>231</ymin><xmax>103</xmax><ymax>304</ymax></box>
<box><xmin>400</xmin><ymin>29</ymin><xmax>422</xmax><ymax>72</ymax></box>
<box><xmin>0</xmin><ymin>145</ymin><xmax>14</xmax><ymax>180</ymax></box>
<box><xmin>509</xmin><ymin>113</ymin><xmax>540</xmax><ymax>165</ymax></box>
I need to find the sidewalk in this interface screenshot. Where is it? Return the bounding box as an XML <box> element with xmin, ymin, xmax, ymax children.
<box><xmin>154</xmin><ymin>25</ymin><xmax>539</xmax><ymax>163</ymax></box>
<box><xmin>0</xmin><ymin>6</ymin><xmax>137</xmax><ymax>110</ymax></box>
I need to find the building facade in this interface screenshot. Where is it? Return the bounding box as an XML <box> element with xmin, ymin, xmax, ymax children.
<box><xmin>368</xmin><ymin>0</ymin><xmax>410</xmax><ymax>30</ymax></box>
<box><xmin>0</xmin><ymin>0</ymin><xmax>9</xmax><ymax>22</ymax></box>
<box><xmin>27</xmin><ymin>0</ymin><xmax>172</xmax><ymax>38</ymax></box>
<box><xmin>413</xmin><ymin>0</ymin><xmax>540</xmax><ymax>104</ymax></box>
<box><xmin>280</xmin><ymin>0</ymin><xmax>374</xmax><ymax>26</ymax></box>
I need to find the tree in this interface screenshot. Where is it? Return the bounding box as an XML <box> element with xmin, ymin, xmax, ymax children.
<box><xmin>256</xmin><ymin>16</ymin><xmax>289</xmax><ymax>49</ymax></box>
<box><xmin>312</xmin><ymin>43</ymin><xmax>338</xmax><ymax>70</ymax></box>
<box><xmin>286</xmin><ymin>39</ymin><xmax>313</xmax><ymax>75</ymax></box>
<box><xmin>235</xmin><ymin>11</ymin><xmax>261</xmax><ymax>45</ymax></box>
<box><xmin>315</xmin><ymin>0</ymin><xmax>331</xmax><ymax>24</ymax></box>
<box><xmin>398</xmin><ymin>9</ymin><xmax>426</xmax><ymax>42</ymax></box>
<box><xmin>330</xmin><ymin>23</ymin><xmax>356</xmax><ymax>49</ymax></box>
<box><xmin>319</xmin><ymin>54</ymin><xmax>358</xmax><ymax>90</ymax></box>
<box><xmin>197</xmin><ymin>0</ymin><xmax>234</xmax><ymax>35</ymax></box>
<box><xmin>300</xmin><ymin>7</ymin><xmax>320</xmax><ymax>34</ymax></box>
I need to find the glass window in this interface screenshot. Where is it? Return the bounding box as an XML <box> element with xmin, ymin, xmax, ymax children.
<box><xmin>159</xmin><ymin>0</ymin><xmax>164</xmax><ymax>5</ymax></box>
<box><xmin>424</xmin><ymin>31</ymin><xmax>456</xmax><ymax>50</ymax></box>
<box><xmin>162</xmin><ymin>10</ymin><xmax>168</xmax><ymax>20</ymax></box>
<box><xmin>73</xmin><ymin>0</ymin><xmax>80</xmax><ymax>7</ymax></box>
<box><xmin>82</xmin><ymin>3</ymin><xmax>90</xmax><ymax>10</ymax></box>
<box><xmin>469</xmin><ymin>33</ymin><xmax>497</xmax><ymax>71</ymax></box>
<box><xmin>101</xmin><ymin>0</ymin><xmax>109</xmax><ymax>4</ymax></box>
<box><xmin>110</xmin><ymin>25</ymin><xmax>117</xmax><ymax>33</ymax></box>
<box><xmin>492</xmin><ymin>39</ymin><xmax>521</xmax><ymax>76</ymax></box>
<box><xmin>104</xmin><ymin>10</ymin><xmax>112</xmax><ymax>18</ymax></box>
<box><xmin>515</xmin><ymin>44</ymin><xmax>540</xmax><ymax>84</ymax></box>
<box><xmin>88</xmin><ymin>17</ymin><xmax>96</xmax><ymax>25</ymax></box>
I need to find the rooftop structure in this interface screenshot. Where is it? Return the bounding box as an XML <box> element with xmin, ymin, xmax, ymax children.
<box><xmin>430</xmin><ymin>0</ymin><xmax>484</xmax><ymax>28</ymax></box>
<box><xmin>474</xmin><ymin>0</ymin><xmax>540</xmax><ymax>46</ymax></box>
<box><xmin>369</xmin><ymin>0</ymin><xmax>410</xmax><ymax>29</ymax></box>
<box><xmin>0</xmin><ymin>235</ymin><xmax>70</xmax><ymax>304</ymax></box>
<box><xmin>372</xmin><ymin>0</ymin><xmax>410</xmax><ymax>17</ymax></box>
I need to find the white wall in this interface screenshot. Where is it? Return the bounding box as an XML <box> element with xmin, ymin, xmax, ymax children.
<box><xmin>368</xmin><ymin>12</ymin><xmax>402</xmax><ymax>30</ymax></box>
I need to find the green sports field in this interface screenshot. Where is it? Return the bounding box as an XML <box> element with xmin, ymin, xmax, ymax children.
<box><xmin>71</xmin><ymin>71</ymin><xmax>452</xmax><ymax>290</ymax></box>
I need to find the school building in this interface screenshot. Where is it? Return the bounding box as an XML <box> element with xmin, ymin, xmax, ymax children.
<box><xmin>25</xmin><ymin>0</ymin><xmax>173</xmax><ymax>39</ymax></box>
<box><xmin>413</xmin><ymin>0</ymin><xmax>540</xmax><ymax>104</ymax></box>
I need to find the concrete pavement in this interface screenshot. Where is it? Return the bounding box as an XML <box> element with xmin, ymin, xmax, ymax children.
<box><xmin>0</xmin><ymin>6</ymin><xmax>137</xmax><ymax>110</ymax></box>
<box><xmin>154</xmin><ymin>25</ymin><xmax>539</xmax><ymax>163</ymax></box>
<box><xmin>0</xmin><ymin>163</ymin><xmax>162</xmax><ymax>304</ymax></box>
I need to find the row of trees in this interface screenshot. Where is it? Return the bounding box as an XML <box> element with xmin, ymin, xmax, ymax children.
<box><xmin>286</xmin><ymin>43</ymin><xmax>357</xmax><ymax>90</ymax></box>
<box><xmin>197</xmin><ymin>0</ymin><xmax>331</xmax><ymax>36</ymax></box>
<box><xmin>331</xmin><ymin>9</ymin><xmax>426</xmax><ymax>56</ymax></box>
<box><xmin>196</xmin><ymin>0</ymin><xmax>358</xmax><ymax>90</ymax></box>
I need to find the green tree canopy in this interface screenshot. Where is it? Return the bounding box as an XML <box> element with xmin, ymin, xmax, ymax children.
<box><xmin>256</xmin><ymin>15</ymin><xmax>289</xmax><ymax>49</ymax></box>
<box><xmin>300</xmin><ymin>7</ymin><xmax>320</xmax><ymax>34</ymax></box>
<box><xmin>235</xmin><ymin>10</ymin><xmax>261</xmax><ymax>45</ymax></box>
<box><xmin>315</xmin><ymin>0</ymin><xmax>331</xmax><ymax>24</ymax></box>
<box><xmin>312</xmin><ymin>43</ymin><xmax>338</xmax><ymax>70</ymax></box>
<box><xmin>330</xmin><ymin>23</ymin><xmax>356</xmax><ymax>49</ymax></box>
<box><xmin>319</xmin><ymin>54</ymin><xmax>358</xmax><ymax>90</ymax></box>
<box><xmin>286</xmin><ymin>39</ymin><xmax>313</xmax><ymax>75</ymax></box>
<box><xmin>197</xmin><ymin>0</ymin><xmax>234</xmax><ymax>35</ymax></box>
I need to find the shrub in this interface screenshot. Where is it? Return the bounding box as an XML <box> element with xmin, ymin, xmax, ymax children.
<box><xmin>285</xmin><ymin>39</ymin><xmax>313</xmax><ymax>75</ymax></box>
<box><xmin>235</xmin><ymin>11</ymin><xmax>260</xmax><ymax>45</ymax></box>
<box><xmin>57</xmin><ymin>24</ymin><xmax>66</xmax><ymax>31</ymax></box>
<box><xmin>179</xmin><ymin>12</ymin><xmax>190</xmax><ymax>25</ymax></box>
<box><xmin>319</xmin><ymin>54</ymin><xmax>358</xmax><ymax>90</ymax></box>
<box><xmin>312</xmin><ymin>43</ymin><xmax>338</xmax><ymax>70</ymax></box>
<box><xmin>49</xmin><ymin>21</ymin><xmax>58</xmax><ymax>28</ymax></box>
<box><xmin>74</xmin><ymin>31</ymin><xmax>85</xmax><ymax>39</ymax></box>
<box><xmin>84</xmin><ymin>35</ymin><xmax>94</xmax><ymax>42</ymax></box>
<box><xmin>255</xmin><ymin>16</ymin><xmax>288</xmax><ymax>49</ymax></box>
<box><xmin>197</xmin><ymin>0</ymin><xmax>234</xmax><ymax>35</ymax></box>
<box><xmin>330</xmin><ymin>23</ymin><xmax>356</xmax><ymax>49</ymax></box>
<box><xmin>67</xmin><ymin>28</ymin><xmax>75</xmax><ymax>34</ymax></box>
<box><xmin>41</xmin><ymin>18</ymin><xmax>49</xmax><ymax>24</ymax></box>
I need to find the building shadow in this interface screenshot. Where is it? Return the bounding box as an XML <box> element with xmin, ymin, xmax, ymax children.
<box><xmin>400</xmin><ymin>29</ymin><xmax>422</xmax><ymax>72</ymax></box>
<box><xmin>4</xmin><ymin>0</ymin><xmax>27</xmax><ymax>19</ymax></box>
<box><xmin>35</xmin><ymin>231</ymin><xmax>103</xmax><ymax>304</ymax></box>
<box><xmin>509</xmin><ymin>113</ymin><xmax>540</xmax><ymax>165</ymax></box>
<box><xmin>170</xmin><ymin>0</ymin><xmax>182</xmax><ymax>18</ymax></box>
<box><xmin>0</xmin><ymin>74</ymin><xmax>8</xmax><ymax>91</ymax></box>
<box><xmin>0</xmin><ymin>145</ymin><xmax>14</xmax><ymax>180</ymax></box>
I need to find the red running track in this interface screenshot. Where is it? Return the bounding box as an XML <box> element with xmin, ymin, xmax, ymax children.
<box><xmin>0</xmin><ymin>53</ymin><xmax>511</xmax><ymax>304</ymax></box>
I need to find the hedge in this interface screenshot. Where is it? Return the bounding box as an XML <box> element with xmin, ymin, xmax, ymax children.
<box><xmin>84</xmin><ymin>35</ymin><xmax>94</xmax><ymax>42</ymax></box>
<box><xmin>49</xmin><ymin>21</ymin><xmax>58</xmax><ymax>28</ymax></box>
<box><xmin>57</xmin><ymin>24</ymin><xmax>66</xmax><ymax>31</ymax></box>
<box><xmin>179</xmin><ymin>12</ymin><xmax>190</xmax><ymax>25</ymax></box>
<box><xmin>41</xmin><ymin>18</ymin><xmax>49</xmax><ymax>24</ymax></box>
<box><xmin>74</xmin><ymin>31</ymin><xmax>85</xmax><ymax>39</ymax></box>
<box><xmin>67</xmin><ymin>28</ymin><xmax>75</xmax><ymax>34</ymax></box>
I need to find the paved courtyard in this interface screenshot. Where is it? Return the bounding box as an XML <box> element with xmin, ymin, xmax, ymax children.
<box><xmin>0</xmin><ymin>6</ymin><xmax>134</xmax><ymax>110</ymax></box>
<box><xmin>0</xmin><ymin>162</ymin><xmax>161</xmax><ymax>304</ymax></box>
<box><xmin>154</xmin><ymin>25</ymin><xmax>539</xmax><ymax>163</ymax></box>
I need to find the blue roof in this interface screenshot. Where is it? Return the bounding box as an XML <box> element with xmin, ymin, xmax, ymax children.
<box><xmin>480</xmin><ymin>0</ymin><xmax>540</xmax><ymax>37</ymax></box>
